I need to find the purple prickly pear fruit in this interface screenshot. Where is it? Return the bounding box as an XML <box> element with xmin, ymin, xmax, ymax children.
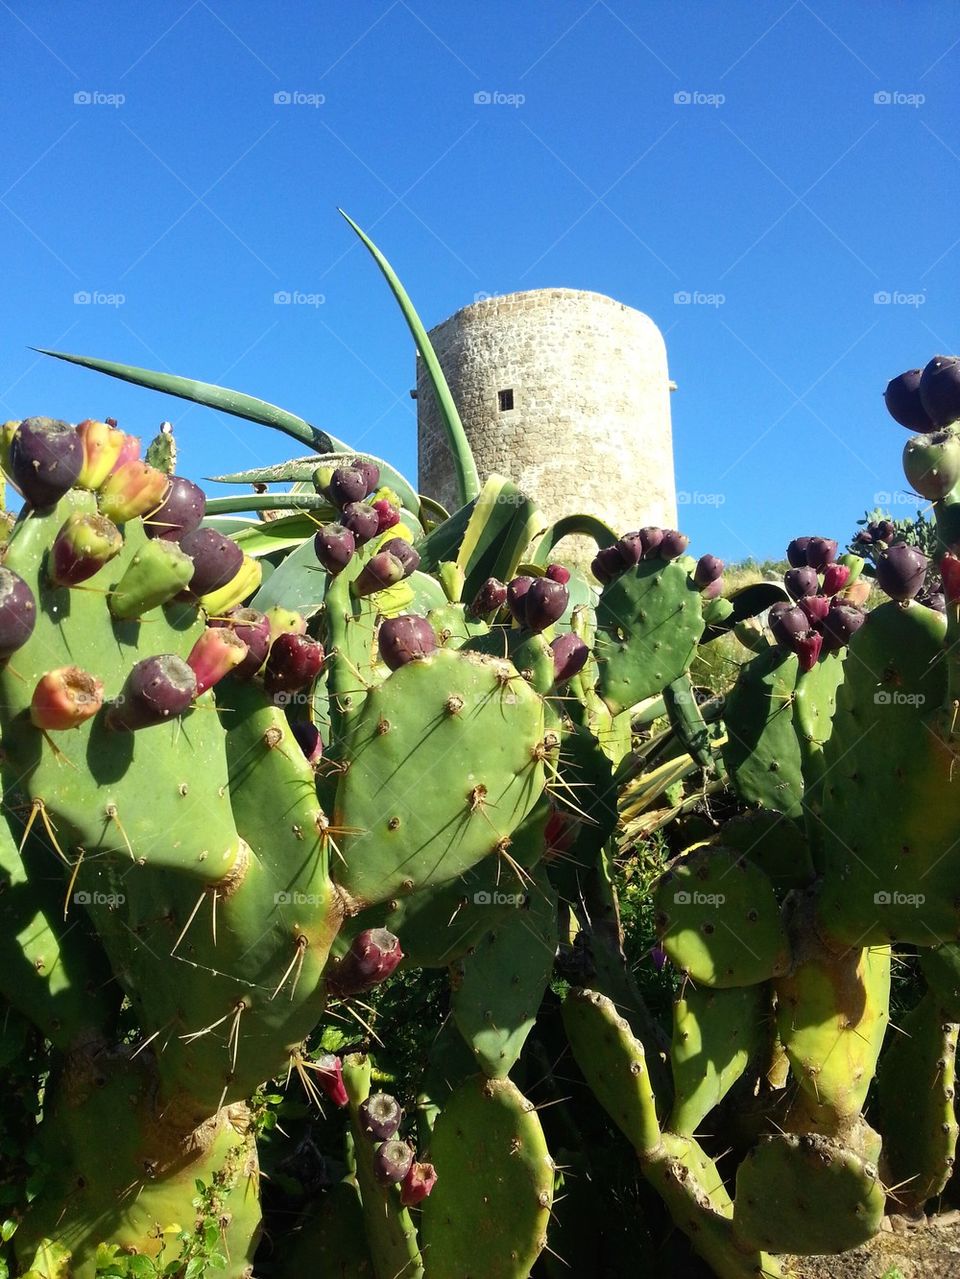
<box><xmin>98</xmin><ymin>461</ymin><xmax>170</xmax><ymax>524</ymax></box>
<box><xmin>820</xmin><ymin>602</ymin><xmax>866</xmax><ymax>652</ymax></box>
<box><xmin>545</xmin><ymin>562</ymin><xmax>571</xmax><ymax>584</ymax></box>
<box><xmin>524</xmin><ymin>577</ymin><xmax>569</xmax><ymax>633</ymax></box>
<box><xmin>378</xmin><ymin>615</ymin><xmax>437</xmax><ymax>670</ymax></box>
<box><xmin>468</xmin><ymin>576</ymin><xmax>507</xmax><ymax>619</ymax></box>
<box><xmin>75</xmin><ymin>419</ymin><xmax>126</xmax><ymax>490</ymax></box>
<box><xmin>107</xmin><ymin>654</ymin><xmax>197</xmax><ymax>731</ymax></box>
<box><xmin>211</xmin><ymin>607</ymin><xmax>271</xmax><ymax>679</ymax></box>
<box><xmin>110</xmin><ymin>433</ymin><xmax>141</xmax><ymax>472</ymax></box>
<box><xmin>551</xmin><ymin>632</ymin><xmax>589</xmax><ymax>683</ymax></box>
<box><xmin>326</xmin><ymin>927</ymin><xmax>404</xmax><ymax>997</ymax></box>
<box><xmin>50</xmin><ymin>512</ymin><xmax>122</xmax><ymax>587</ymax></box>
<box><xmin>327</xmin><ymin>466</ymin><xmax>369</xmax><ymax>508</ymax></box>
<box><xmin>615</xmin><ymin>533</ymin><xmax>643</xmax><ymax>566</ymax></box>
<box><xmin>400</xmin><ymin>1162</ymin><xmax>437</xmax><ymax>1207</ymax></box>
<box><xmin>639</xmin><ymin>527</ymin><xmax>664</xmax><ymax>558</ymax></box>
<box><xmin>805</xmin><ymin>537</ymin><xmax>837</xmax><ymax>570</ymax></box>
<box><xmin>10</xmin><ymin>418</ymin><xmax>83</xmax><ymax>507</ymax></box>
<box><xmin>799</xmin><ymin>595</ymin><xmax>830</xmax><ymax>626</ymax></box>
<box><xmin>144</xmin><ymin>476</ymin><xmax>206</xmax><ymax>541</ymax></box>
<box><xmin>313</xmin><ymin>1054</ymin><xmax>349</xmax><ymax>1108</ymax></box>
<box><xmin>264</xmin><ymin>606</ymin><xmax>307</xmax><ymax>645</ymax></box>
<box><xmin>380</xmin><ymin>537</ymin><xmax>420</xmax><ymax>577</ymax></box>
<box><xmin>700</xmin><ymin>577</ymin><xmax>724</xmax><ymax>601</ymax></box>
<box><xmin>902</xmin><ymin>428</ymin><xmax>960</xmax><ymax>500</ymax></box>
<box><xmin>359</xmin><ymin>1092</ymin><xmax>403</xmax><ymax>1141</ymax></box>
<box><xmin>768</xmin><ymin>601</ymin><xmax>810</xmax><ymax>648</ymax></box>
<box><xmin>314</xmin><ymin>523</ymin><xmax>356</xmax><ymax>575</ymax></box>
<box><xmin>263</xmin><ymin>632</ymin><xmax>324</xmax><ymax>696</ymax></box>
<box><xmin>821</xmin><ymin>563</ymin><xmax>851</xmax><ymax>596</ymax></box>
<box><xmin>875</xmin><ymin>520</ymin><xmax>896</xmax><ymax>543</ymax></box>
<box><xmin>919</xmin><ymin>354</ymin><xmax>960</xmax><ymax>427</ymax></box>
<box><xmin>693</xmin><ymin>554</ymin><xmax>724</xmax><ymax>587</ymax></box>
<box><xmin>353</xmin><ymin>458</ymin><xmax>381</xmax><ymax>495</ymax></box>
<box><xmin>340</xmin><ymin>501</ymin><xmax>380</xmax><ymax>545</ymax></box>
<box><xmin>353</xmin><ymin>550</ymin><xmax>405</xmax><ymax>598</ymax></box>
<box><xmin>290</xmin><ymin>720</ymin><xmax>323</xmax><ymax>766</ymax></box>
<box><xmin>373</xmin><ymin>1139</ymin><xmax>414</xmax><ymax>1187</ymax></box>
<box><xmin>657</xmin><ymin>529</ymin><xmax>690</xmax><ymax>560</ymax></box>
<box><xmin>884</xmin><ymin>368</ymin><xmax>934</xmax><ymax>431</ymax></box>
<box><xmin>875</xmin><ymin>543</ymin><xmax>928</xmax><ymax>601</ymax></box>
<box><xmin>372</xmin><ymin>498</ymin><xmax>400</xmax><ymax>533</ymax></box>
<box><xmin>792</xmin><ymin>630</ymin><xmax>823</xmax><ymax>673</ymax></box>
<box><xmin>0</xmin><ymin>568</ymin><xmax>36</xmax><ymax>658</ymax></box>
<box><xmin>784</xmin><ymin>566</ymin><xmax>819</xmax><ymax>600</ymax></box>
<box><xmin>591</xmin><ymin>545</ymin><xmax>629</xmax><ymax>583</ymax></box>
<box><xmin>179</xmin><ymin>528</ymin><xmax>244</xmax><ymax>597</ymax></box>
<box><xmin>187</xmin><ymin>627</ymin><xmax>248</xmax><ymax>696</ymax></box>
<box><xmin>30</xmin><ymin>666</ymin><xmax>104</xmax><ymax>731</ymax></box>
<box><xmin>506</xmin><ymin>575</ymin><xmax>534</xmax><ymax>625</ymax></box>
<box><xmin>786</xmin><ymin>537</ymin><xmax>813</xmax><ymax>568</ymax></box>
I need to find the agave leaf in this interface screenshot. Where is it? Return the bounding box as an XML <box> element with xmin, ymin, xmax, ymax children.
<box><xmin>529</xmin><ymin>514</ymin><xmax>618</xmax><ymax>567</ymax></box>
<box><xmin>204</xmin><ymin>493</ymin><xmax>331</xmax><ymax>517</ymax></box>
<box><xmin>701</xmin><ymin>581</ymin><xmax>790</xmax><ymax>642</ymax></box>
<box><xmin>224</xmin><ymin>513</ymin><xmax>322</xmax><ymax>558</ymax></box>
<box><xmin>209</xmin><ymin>452</ymin><xmax>421</xmax><ymax>516</ymax></box>
<box><xmin>339</xmin><ymin>209</ymin><xmax>480</xmax><ymax>505</ymax></box>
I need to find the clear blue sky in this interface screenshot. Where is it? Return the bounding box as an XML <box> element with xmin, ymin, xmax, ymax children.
<box><xmin>2</xmin><ymin>1</ymin><xmax>957</xmax><ymax>562</ymax></box>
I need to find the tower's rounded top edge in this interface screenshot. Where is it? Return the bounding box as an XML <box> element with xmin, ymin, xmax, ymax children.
<box><xmin>429</xmin><ymin>288</ymin><xmax>660</xmax><ymax>332</ymax></box>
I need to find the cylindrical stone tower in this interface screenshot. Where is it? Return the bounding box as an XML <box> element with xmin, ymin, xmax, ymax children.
<box><xmin>416</xmin><ymin>289</ymin><xmax>676</xmax><ymax>542</ymax></box>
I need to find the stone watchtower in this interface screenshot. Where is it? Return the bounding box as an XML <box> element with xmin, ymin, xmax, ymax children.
<box><xmin>415</xmin><ymin>289</ymin><xmax>676</xmax><ymax>544</ymax></box>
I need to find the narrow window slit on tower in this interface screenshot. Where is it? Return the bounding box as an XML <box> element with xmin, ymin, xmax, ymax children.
<box><xmin>498</xmin><ymin>389</ymin><xmax>514</xmax><ymax>412</ymax></box>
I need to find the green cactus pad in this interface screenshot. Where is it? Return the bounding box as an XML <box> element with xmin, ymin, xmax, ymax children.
<box><xmin>428</xmin><ymin>601</ymin><xmax>490</xmax><ymax>649</ymax></box>
<box><xmin>275</xmin><ymin>1180</ymin><xmax>374</xmax><ymax>1278</ymax></box>
<box><xmin>719</xmin><ymin>809</ymin><xmax>815</xmax><ymax>892</ymax></box>
<box><xmin>594</xmin><ymin>558</ymin><xmax>705</xmax><ymax>715</ymax></box>
<box><xmin>733</xmin><ymin>1132</ymin><xmax>885</xmax><ymax>1255</ymax></box>
<box><xmin>669</xmin><ymin>984</ymin><xmax>765</xmax><ymax>1136</ymax></box>
<box><xmin>877</xmin><ymin>990</ymin><xmax>958</xmax><ymax>1211</ymax></box>
<box><xmin>561</xmin><ymin>987</ymin><xmax>660</xmax><ymax>1154</ymax></box>
<box><xmin>654</xmin><ymin>846</ymin><xmax>790</xmax><ymax>987</ymax></box>
<box><xmin>921</xmin><ymin>942</ymin><xmax>960</xmax><ymax>1019</ymax></box>
<box><xmin>332</xmin><ymin>647</ymin><xmax>548</xmax><ymax>910</ymax></box>
<box><xmin>451</xmin><ymin>866</ymin><xmax>558</xmax><ymax>1078</ymax></box>
<box><xmin>421</xmin><ymin>1073</ymin><xmax>554</xmax><ymax>1279</ymax></box>
<box><xmin>464</xmin><ymin>626</ymin><xmax>556</xmax><ymax>696</ymax></box>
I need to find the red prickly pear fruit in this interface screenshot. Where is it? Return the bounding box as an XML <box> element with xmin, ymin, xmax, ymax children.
<box><xmin>820</xmin><ymin>563</ymin><xmax>851</xmax><ymax>596</ymax></box>
<box><xmin>768</xmin><ymin>602</ymin><xmax>810</xmax><ymax>648</ymax></box>
<box><xmin>359</xmin><ymin>1092</ymin><xmax>403</xmax><ymax>1141</ymax></box>
<box><xmin>373</xmin><ymin>1139</ymin><xmax>414</xmax><ymax>1187</ymax></box>
<box><xmin>0</xmin><ymin>568</ymin><xmax>37</xmax><ymax>658</ymax></box>
<box><xmin>340</xmin><ymin>502</ymin><xmax>380</xmax><ymax>545</ymax></box>
<box><xmin>328</xmin><ymin>466</ymin><xmax>369</xmax><ymax>508</ymax></box>
<box><xmin>884</xmin><ymin>368</ymin><xmax>934</xmax><ymax>431</ymax></box>
<box><xmin>378</xmin><ymin>615</ymin><xmax>437</xmax><ymax>670</ymax></box>
<box><xmin>693</xmin><ymin>554</ymin><xmax>724</xmax><ymax>587</ymax></box>
<box><xmin>941</xmin><ymin>553</ymin><xmax>960</xmax><ymax>603</ymax></box>
<box><xmin>784</xmin><ymin>566</ymin><xmax>819</xmax><ymax>600</ymax></box>
<box><xmin>506</xmin><ymin>575</ymin><xmax>534</xmax><ymax>625</ymax></box>
<box><xmin>178</xmin><ymin>528</ymin><xmax>244</xmax><ymax>597</ymax></box>
<box><xmin>372</xmin><ymin>498</ymin><xmax>400</xmax><ymax>532</ymax></box>
<box><xmin>10</xmin><ymin>418</ymin><xmax>83</xmax><ymax>508</ymax></box>
<box><xmin>640</xmin><ymin>527</ymin><xmax>665</xmax><ymax>558</ymax></box>
<box><xmin>799</xmin><ymin>595</ymin><xmax>830</xmax><ymax>625</ymax></box>
<box><xmin>211</xmin><ymin>607</ymin><xmax>271</xmax><ymax>679</ymax></box>
<box><xmin>468</xmin><ymin>577</ymin><xmax>507</xmax><ymax>619</ymax></box>
<box><xmin>50</xmin><ymin>512</ymin><xmax>123</xmax><ymax>587</ymax></box>
<box><xmin>326</xmin><ymin>927</ymin><xmax>403</xmax><ymax>996</ymax></box>
<box><xmin>312</xmin><ymin>1054</ymin><xmax>349</xmax><ymax>1108</ymax></box>
<box><xmin>144</xmin><ymin>476</ymin><xmax>206</xmax><ymax>541</ymax></box>
<box><xmin>354</xmin><ymin>550</ymin><xmax>405</xmax><ymax>597</ymax></box>
<box><xmin>791</xmin><ymin>629</ymin><xmax>823</xmax><ymax>673</ymax></box>
<box><xmin>400</xmin><ymin>1161</ymin><xmax>437</xmax><ymax>1207</ymax></box>
<box><xmin>820</xmin><ymin>602</ymin><xmax>866</xmax><ymax>652</ymax></box>
<box><xmin>551</xmin><ymin>632</ymin><xmax>589</xmax><ymax>683</ymax></box>
<box><xmin>264</xmin><ymin>606</ymin><xmax>307</xmax><ymax>645</ymax></box>
<box><xmin>353</xmin><ymin>458</ymin><xmax>381</xmax><ymax>495</ymax></box>
<box><xmin>290</xmin><ymin>720</ymin><xmax>323</xmax><ymax>766</ymax></box>
<box><xmin>263</xmin><ymin>633</ymin><xmax>324</xmax><ymax>697</ymax></box>
<box><xmin>314</xmin><ymin>523</ymin><xmax>356</xmax><ymax>575</ymax></box>
<box><xmin>616</xmin><ymin>533</ymin><xmax>643</xmax><ymax>566</ymax></box>
<box><xmin>876</xmin><ymin>543</ymin><xmax>928</xmax><ymax>601</ymax></box>
<box><xmin>786</xmin><ymin>537</ymin><xmax>813</xmax><ymax>568</ymax></box>
<box><xmin>111</xmin><ymin>434</ymin><xmax>141</xmax><ymax>472</ymax></box>
<box><xmin>545</xmin><ymin>562</ymin><xmax>571</xmax><ymax>584</ymax></box>
<box><xmin>700</xmin><ymin>576</ymin><xmax>724</xmax><ymax>601</ymax></box>
<box><xmin>98</xmin><ymin>461</ymin><xmax>170</xmax><ymax>524</ymax></box>
<box><xmin>657</xmin><ymin>530</ymin><xmax>689</xmax><ymax>560</ymax></box>
<box><xmin>75</xmin><ymin>419</ymin><xmax>126</xmax><ymax>489</ymax></box>
<box><xmin>30</xmin><ymin>666</ymin><xmax>104</xmax><ymax>731</ymax></box>
<box><xmin>107</xmin><ymin>654</ymin><xmax>197</xmax><ymax>731</ymax></box>
<box><xmin>805</xmin><ymin>537</ymin><xmax>837</xmax><ymax>570</ymax></box>
<box><xmin>380</xmin><ymin>537</ymin><xmax>420</xmax><ymax>577</ymax></box>
<box><xmin>919</xmin><ymin>355</ymin><xmax>960</xmax><ymax>427</ymax></box>
<box><xmin>524</xmin><ymin>577</ymin><xmax>569</xmax><ymax>633</ymax></box>
<box><xmin>187</xmin><ymin>627</ymin><xmax>248</xmax><ymax>696</ymax></box>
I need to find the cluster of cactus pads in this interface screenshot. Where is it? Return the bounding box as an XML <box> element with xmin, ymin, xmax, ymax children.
<box><xmin>3</xmin><ymin>215</ymin><xmax>960</xmax><ymax>1277</ymax></box>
